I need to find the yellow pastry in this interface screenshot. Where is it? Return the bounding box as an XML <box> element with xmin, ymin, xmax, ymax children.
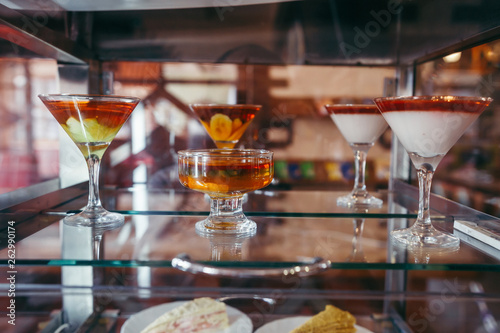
<box><xmin>290</xmin><ymin>305</ymin><xmax>356</xmax><ymax>333</ymax></box>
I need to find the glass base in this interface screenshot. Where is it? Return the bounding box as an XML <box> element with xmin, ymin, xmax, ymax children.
<box><xmin>63</xmin><ymin>207</ymin><xmax>124</xmax><ymax>230</ymax></box>
<box><xmin>197</xmin><ymin>196</ymin><xmax>257</xmax><ymax>236</ymax></box>
<box><xmin>337</xmin><ymin>191</ymin><xmax>383</xmax><ymax>208</ymax></box>
<box><xmin>195</xmin><ymin>218</ymin><xmax>256</xmax><ymax>237</ymax></box>
<box><xmin>391</xmin><ymin>224</ymin><xmax>460</xmax><ymax>248</ymax></box>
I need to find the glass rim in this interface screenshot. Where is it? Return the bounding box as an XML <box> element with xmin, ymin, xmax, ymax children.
<box><xmin>373</xmin><ymin>95</ymin><xmax>493</xmax><ymax>103</ymax></box>
<box><xmin>38</xmin><ymin>93</ymin><xmax>141</xmax><ymax>103</ymax></box>
<box><xmin>189</xmin><ymin>103</ymin><xmax>262</xmax><ymax>108</ymax></box>
<box><xmin>178</xmin><ymin>148</ymin><xmax>273</xmax><ymax>158</ymax></box>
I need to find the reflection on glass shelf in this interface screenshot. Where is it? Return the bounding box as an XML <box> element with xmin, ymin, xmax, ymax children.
<box><xmin>391</xmin><ymin>241</ymin><xmax>460</xmax><ymax>264</ymax></box>
<box><xmin>5</xmin><ymin>215</ymin><xmax>500</xmax><ymax>272</ymax></box>
<box><xmin>45</xmin><ymin>187</ymin><xmax>413</xmax><ymax>218</ymax></box>
<box><xmin>198</xmin><ymin>232</ymin><xmax>253</xmax><ymax>262</ymax></box>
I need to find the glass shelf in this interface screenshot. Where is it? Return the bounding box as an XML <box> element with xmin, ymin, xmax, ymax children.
<box><xmin>45</xmin><ymin>186</ymin><xmax>411</xmax><ymax>217</ymax></box>
<box><xmin>3</xmin><ymin>184</ymin><xmax>500</xmax><ymax>333</ymax></box>
<box><xmin>4</xmin><ymin>185</ymin><xmax>500</xmax><ymax>272</ymax></box>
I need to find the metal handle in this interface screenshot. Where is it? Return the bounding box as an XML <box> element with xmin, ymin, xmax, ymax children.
<box><xmin>171</xmin><ymin>253</ymin><xmax>331</xmax><ymax>277</ymax></box>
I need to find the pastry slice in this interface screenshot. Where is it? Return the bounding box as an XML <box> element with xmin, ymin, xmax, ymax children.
<box><xmin>141</xmin><ymin>297</ymin><xmax>229</xmax><ymax>333</ymax></box>
<box><xmin>290</xmin><ymin>305</ymin><xmax>356</xmax><ymax>333</ymax></box>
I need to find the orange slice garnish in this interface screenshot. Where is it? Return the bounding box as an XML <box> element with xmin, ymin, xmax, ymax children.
<box><xmin>209</xmin><ymin>114</ymin><xmax>233</xmax><ymax>141</ymax></box>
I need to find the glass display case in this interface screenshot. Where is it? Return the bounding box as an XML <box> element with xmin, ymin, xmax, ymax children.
<box><xmin>1</xmin><ymin>1</ymin><xmax>500</xmax><ymax>332</ymax></box>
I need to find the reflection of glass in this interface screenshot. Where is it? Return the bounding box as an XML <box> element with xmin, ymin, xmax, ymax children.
<box><xmin>344</xmin><ymin>206</ymin><xmax>371</xmax><ymax>262</ymax></box>
<box><xmin>398</xmin><ymin>243</ymin><xmax>460</xmax><ymax>264</ymax></box>
<box><xmin>325</xmin><ymin>104</ymin><xmax>388</xmax><ymax>208</ymax></box>
<box><xmin>346</xmin><ymin>218</ymin><xmax>366</xmax><ymax>262</ymax></box>
<box><xmin>374</xmin><ymin>96</ymin><xmax>492</xmax><ymax>248</ymax></box>
<box><xmin>39</xmin><ymin>94</ymin><xmax>140</xmax><ymax>228</ymax></box>
<box><xmin>178</xmin><ymin>149</ymin><xmax>273</xmax><ymax>236</ymax></box>
<box><xmin>91</xmin><ymin>222</ymin><xmax>124</xmax><ymax>260</ymax></box>
<box><xmin>197</xmin><ymin>231</ymin><xmax>254</xmax><ymax>262</ymax></box>
<box><xmin>190</xmin><ymin>104</ymin><xmax>261</xmax><ymax>149</ymax></box>
<box><xmin>61</xmin><ymin>221</ymin><xmax>124</xmax><ymax>329</ymax></box>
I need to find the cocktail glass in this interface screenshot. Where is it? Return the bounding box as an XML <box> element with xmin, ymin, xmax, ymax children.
<box><xmin>190</xmin><ymin>104</ymin><xmax>261</xmax><ymax>149</ymax></box>
<box><xmin>374</xmin><ymin>95</ymin><xmax>492</xmax><ymax>248</ymax></box>
<box><xmin>39</xmin><ymin>94</ymin><xmax>140</xmax><ymax>228</ymax></box>
<box><xmin>178</xmin><ymin>149</ymin><xmax>273</xmax><ymax>235</ymax></box>
<box><xmin>325</xmin><ymin>104</ymin><xmax>388</xmax><ymax>207</ymax></box>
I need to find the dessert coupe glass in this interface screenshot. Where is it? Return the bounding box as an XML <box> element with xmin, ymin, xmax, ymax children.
<box><xmin>325</xmin><ymin>104</ymin><xmax>388</xmax><ymax>207</ymax></box>
<box><xmin>190</xmin><ymin>104</ymin><xmax>261</xmax><ymax>149</ymax></box>
<box><xmin>178</xmin><ymin>149</ymin><xmax>273</xmax><ymax>236</ymax></box>
<box><xmin>39</xmin><ymin>94</ymin><xmax>140</xmax><ymax>228</ymax></box>
<box><xmin>374</xmin><ymin>95</ymin><xmax>492</xmax><ymax>248</ymax></box>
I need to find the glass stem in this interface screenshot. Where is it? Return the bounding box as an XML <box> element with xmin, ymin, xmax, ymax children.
<box><xmin>200</xmin><ymin>195</ymin><xmax>255</xmax><ymax>235</ymax></box>
<box><xmin>416</xmin><ymin>164</ymin><xmax>434</xmax><ymax>228</ymax></box>
<box><xmin>93</xmin><ymin>232</ymin><xmax>103</xmax><ymax>259</ymax></box>
<box><xmin>86</xmin><ymin>154</ymin><xmax>103</xmax><ymax>210</ymax></box>
<box><xmin>351</xmin><ymin>144</ymin><xmax>371</xmax><ymax>193</ymax></box>
<box><xmin>210</xmin><ymin>196</ymin><xmax>244</xmax><ymax>218</ymax></box>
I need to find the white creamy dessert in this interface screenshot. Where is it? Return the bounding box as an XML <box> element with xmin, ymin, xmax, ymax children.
<box><xmin>381</xmin><ymin>110</ymin><xmax>480</xmax><ymax>157</ymax></box>
<box><xmin>330</xmin><ymin>113</ymin><xmax>388</xmax><ymax>144</ymax></box>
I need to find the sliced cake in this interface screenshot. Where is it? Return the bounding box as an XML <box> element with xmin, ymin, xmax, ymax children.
<box><xmin>140</xmin><ymin>297</ymin><xmax>229</xmax><ymax>333</ymax></box>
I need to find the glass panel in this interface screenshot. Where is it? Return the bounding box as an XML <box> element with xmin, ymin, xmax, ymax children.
<box><xmin>415</xmin><ymin>38</ymin><xmax>500</xmax><ymax>217</ymax></box>
<box><xmin>6</xmin><ymin>187</ymin><xmax>500</xmax><ymax>272</ymax></box>
<box><xmin>3</xmin><ymin>265</ymin><xmax>499</xmax><ymax>333</ymax></box>
<box><xmin>44</xmin><ymin>187</ymin><xmax>401</xmax><ymax>216</ymax></box>
<box><xmin>0</xmin><ymin>59</ymin><xmax>59</xmax><ymax>196</ymax></box>
<box><xmin>101</xmin><ymin>61</ymin><xmax>394</xmax><ymax>193</ymax></box>
<box><xmin>0</xmin><ymin>61</ymin><xmax>395</xmax><ymax>204</ymax></box>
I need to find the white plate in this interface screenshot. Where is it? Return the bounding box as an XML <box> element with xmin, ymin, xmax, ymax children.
<box><xmin>255</xmin><ymin>316</ymin><xmax>373</xmax><ymax>333</ymax></box>
<box><xmin>121</xmin><ymin>301</ymin><xmax>253</xmax><ymax>333</ymax></box>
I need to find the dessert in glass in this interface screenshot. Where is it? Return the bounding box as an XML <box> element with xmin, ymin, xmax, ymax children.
<box><xmin>190</xmin><ymin>104</ymin><xmax>261</xmax><ymax>149</ymax></box>
<box><xmin>374</xmin><ymin>95</ymin><xmax>492</xmax><ymax>248</ymax></box>
<box><xmin>178</xmin><ymin>149</ymin><xmax>273</xmax><ymax>236</ymax></box>
<box><xmin>325</xmin><ymin>104</ymin><xmax>388</xmax><ymax>207</ymax></box>
<box><xmin>39</xmin><ymin>94</ymin><xmax>140</xmax><ymax>228</ymax></box>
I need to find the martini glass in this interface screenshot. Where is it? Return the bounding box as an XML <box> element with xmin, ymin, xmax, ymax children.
<box><xmin>39</xmin><ymin>94</ymin><xmax>140</xmax><ymax>228</ymax></box>
<box><xmin>190</xmin><ymin>104</ymin><xmax>261</xmax><ymax>149</ymax></box>
<box><xmin>374</xmin><ymin>96</ymin><xmax>492</xmax><ymax>248</ymax></box>
<box><xmin>178</xmin><ymin>149</ymin><xmax>273</xmax><ymax>236</ymax></box>
<box><xmin>325</xmin><ymin>104</ymin><xmax>388</xmax><ymax>207</ymax></box>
